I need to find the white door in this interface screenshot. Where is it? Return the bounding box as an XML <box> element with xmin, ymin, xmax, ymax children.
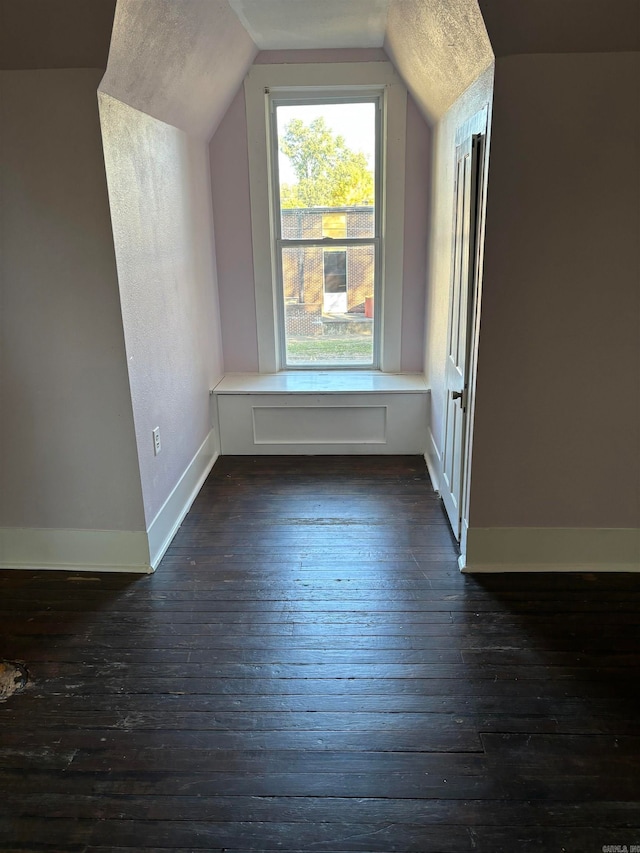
<box><xmin>441</xmin><ymin>126</ymin><xmax>483</xmax><ymax>540</ymax></box>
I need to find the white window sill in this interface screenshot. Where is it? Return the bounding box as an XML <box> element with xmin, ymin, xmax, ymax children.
<box><xmin>213</xmin><ymin>371</ymin><xmax>428</xmax><ymax>395</ymax></box>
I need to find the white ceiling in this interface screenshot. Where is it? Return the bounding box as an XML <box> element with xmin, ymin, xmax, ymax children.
<box><xmin>228</xmin><ymin>0</ymin><xmax>390</xmax><ymax>49</ymax></box>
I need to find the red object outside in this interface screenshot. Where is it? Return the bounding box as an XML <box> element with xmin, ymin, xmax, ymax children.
<box><xmin>364</xmin><ymin>296</ymin><xmax>374</xmax><ymax>319</ymax></box>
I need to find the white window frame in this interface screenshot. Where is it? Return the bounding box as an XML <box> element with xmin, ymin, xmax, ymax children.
<box><xmin>271</xmin><ymin>89</ymin><xmax>381</xmax><ymax>370</ymax></box>
<box><xmin>245</xmin><ymin>62</ymin><xmax>407</xmax><ymax>373</ymax></box>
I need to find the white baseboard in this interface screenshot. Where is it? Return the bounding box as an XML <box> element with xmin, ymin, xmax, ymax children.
<box><xmin>424</xmin><ymin>429</ymin><xmax>442</xmax><ymax>494</ymax></box>
<box><xmin>463</xmin><ymin>527</ymin><xmax>640</xmax><ymax>573</ymax></box>
<box><xmin>146</xmin><ymin>430</ymin><xmax>218</xmax><ymax>569</ymax></box>
<box><xmin>0</xmin><ymin>430</ymin><xmax>219</xmax><ymax>575</ymax></box>
<box><xmin>0</xmin><ymin>527</ymin><xmax>152</xmax><ymax>573</ymax></box>
<box><xmin>459</xmin><ymin>517</ymin><xmax>469</xmax><ymax>567</ymax></box>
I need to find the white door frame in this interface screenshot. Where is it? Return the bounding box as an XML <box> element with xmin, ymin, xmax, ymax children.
<box><xmin>442</xmin><ymin>106</ymin><xmax>491</xmax><ymax>564</ymax></box>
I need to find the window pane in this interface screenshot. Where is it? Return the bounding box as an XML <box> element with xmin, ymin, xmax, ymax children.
<box><xmin>322</xmin><ymin>213</ymin><xmax>347</xmax><ymax>239</ymax></box>
<box><xmin>282</xmin><ymin>244</ymin><xmax>375</xmax><ymax>366</ymax></box>
<box><xmin>281</xmin><ymin>206</ymin><xmax>375</xmax><ymax>240</ymax></box>
<box><xmin>276</xmin><ymin>102</ymin><xmax>375</xmax><ymax>238</ymax></box>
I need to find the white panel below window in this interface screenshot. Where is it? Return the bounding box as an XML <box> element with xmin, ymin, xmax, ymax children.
<box><xmin>253</xmin><ymin>405</ymin><xmax>386</xmax><ymax>445</ymax></box>
<box><xmin>216</xmin><ymin>391</ymin><xmax>427</xmax><ymax>455</ymax></box>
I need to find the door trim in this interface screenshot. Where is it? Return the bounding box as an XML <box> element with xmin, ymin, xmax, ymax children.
<box><xmin>441</xmin><ymin>105</ymin><xmax>491</xmax><ymax>558</ymax></box>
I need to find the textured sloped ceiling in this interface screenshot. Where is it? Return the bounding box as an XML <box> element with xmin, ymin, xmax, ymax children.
<box><xmin>0</xmin><ymin>0</ymin><xmax>116</xmax><ymax>69</ymax></box>
<box><xmin>479</xmin><ymin>0</ymin><xmax>640</xmax><ymax>56</ymax></box>
<box><xmin>99</xmin><ymin>0</ymin><xmax>257</xmax><ymax>140</ymax></box>
<box><xmin>385</xmin><ymin>0</ymin><xmax>494</xmax><ymax>123</ymax></box>
<box><xmin>98</xmin><ymin>0</ymin><xmax>491</xmax><ymax>139</ymax></box>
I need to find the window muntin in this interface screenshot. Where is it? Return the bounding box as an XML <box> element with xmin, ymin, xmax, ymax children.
<box><xmin>271</xmin><ymin>95</ymin><xmax>381</xmax><ymax>368</ymax></box>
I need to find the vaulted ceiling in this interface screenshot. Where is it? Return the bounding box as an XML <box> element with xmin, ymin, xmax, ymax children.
<box><xmin>98</xmin><ymin>0</ymin><xmax>494</xmax><ymax>135</ymax></box>
<box><xmin>2</xmin><ymin>0</ymin><xmax>637</xmax><ymax>72</ymax></box>
<box><xmin>2</xmin><ymin>0</ymin><xmax>638</xmax><ymax>135</ymax></box>
<box><xmin>228</xmin><ymin>0</ymin><xmax>640</xmax><ymax>55</ymax></box>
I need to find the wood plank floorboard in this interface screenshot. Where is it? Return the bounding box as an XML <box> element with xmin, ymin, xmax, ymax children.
<box><xmin>1</xmin><ymin>455</ymin><xmax>639</xmax><ymax>852</ymax></box>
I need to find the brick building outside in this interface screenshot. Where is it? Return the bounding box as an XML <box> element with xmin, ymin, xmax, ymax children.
<box><xmin>281</xmin><ymin>206</ymin><xmax>375</xmax><ymax>338</ymax></box>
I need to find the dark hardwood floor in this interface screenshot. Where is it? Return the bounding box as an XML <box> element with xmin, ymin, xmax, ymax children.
<box><xmin>1</xmin><ymin>455</ymin><xmax>639</xmax><ymax>852</ymax></box>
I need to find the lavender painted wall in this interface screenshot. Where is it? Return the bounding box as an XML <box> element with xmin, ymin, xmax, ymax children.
<box><xmin>100</xmin><ymin>96</ymin><xmax>224</xmax><ymax>528</ymax></box>
<box><xmin>0</xmin><ymin>69</ymin><xmax>145</xmax><ymax>532</ymax></box>
<box><xmin>471</xmin><ymin>52</ymin><xmax>640</xmax><ymax>529</ymax></box>
<box><xmin>401</xmin><ymin>94</ymin><xmax>431</xmax><ymax>371</ymax></box>
<box><xmin>209</xmin><ymin>85</ymin><xmax>260</xmax><ymax>373</ymax></box>
<box><xmin>210</xmin><ymin>51</ymin><xmax>431</xmax><ymax>373</ymax></box>
<box><xmin>98</xmin><ymin>0</ymin><xmax>258</xmax><ymax>528</ymax></box>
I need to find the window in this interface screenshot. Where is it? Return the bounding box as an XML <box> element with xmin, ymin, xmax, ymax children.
<box><xmin>245</xmin><ymin>63</ymin><xmax>407</xmax><ymax>373</ymax></box>
<box><xmin>271</xmin><ymin>95</ymin><xmax>380</xmax><ymax>367</ymax></box>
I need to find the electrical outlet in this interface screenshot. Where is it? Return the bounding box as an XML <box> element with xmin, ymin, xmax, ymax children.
<box><xmin>152</xmin><ymin>427</ymin><xmax>161</xmax><ymax>456</ymax></box>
